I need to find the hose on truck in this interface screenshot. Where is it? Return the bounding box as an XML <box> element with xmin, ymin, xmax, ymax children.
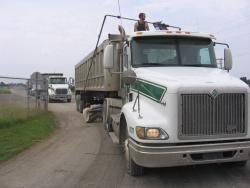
<box><xmin>83</xmin><ymin>14</ymin><xmax>181</xmax><ymax>94</ymax></box>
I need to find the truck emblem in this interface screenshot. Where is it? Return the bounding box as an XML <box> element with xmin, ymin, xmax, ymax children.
<box><xmin>209</xmin><ymin>89</ymin><xmax>219</xmax><ymax>99</ymax></box>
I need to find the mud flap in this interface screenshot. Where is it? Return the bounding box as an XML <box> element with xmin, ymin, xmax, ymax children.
<box><xmin>82</xmin><ymin>104</ymin><xmax>103</xmax><ymax>123</ymax></box>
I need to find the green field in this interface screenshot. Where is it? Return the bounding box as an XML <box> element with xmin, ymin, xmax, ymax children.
<box><xmin>0</xmin><ymin>87</ymin><xmax>11</xmax><ymax>94</ymax></box>
<box><xmin>0</xmin><ymin>106</ymin><xmax>55</xmax><ymax>161</ymax></box>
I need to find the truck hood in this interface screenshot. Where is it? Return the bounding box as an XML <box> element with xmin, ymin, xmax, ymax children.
<box><xmin>134</xmin><ymin>67</ymin><xmax>249</xmax><ymax>94</ymax></box>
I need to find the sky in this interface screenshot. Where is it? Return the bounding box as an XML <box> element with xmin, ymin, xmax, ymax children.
<box><xmin>0</xmin><ymin>0</ymin><xmax>250</xmax><ymax>79</ymax></box>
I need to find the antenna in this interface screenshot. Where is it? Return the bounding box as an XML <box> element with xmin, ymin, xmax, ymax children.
<box><xmin>117</xmin><ymin>0</ymin><xmax>123</xmax><ymax>26</ymax></box>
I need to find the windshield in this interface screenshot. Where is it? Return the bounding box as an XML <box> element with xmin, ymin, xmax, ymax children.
<box><xmin>49</xmin><ymin>78</ymin><xmax>67</xmax><ymax>84</ymax></box>
<box><xmin>131</xmin><ymin>37</ymin><xmax>217</xmax><ymax>67</ymax></box>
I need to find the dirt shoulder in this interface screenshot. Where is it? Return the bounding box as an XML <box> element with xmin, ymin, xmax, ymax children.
<box><xmin>0</xmin><ymin>102</ymin><xmax>102</xmax><ymax>188</ymax></box>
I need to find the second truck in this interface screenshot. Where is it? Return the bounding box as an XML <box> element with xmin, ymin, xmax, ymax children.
<box><xmin>42</xmin><ymin>73</ymin><xmax>72</xmax><ymax>103</ymax></box>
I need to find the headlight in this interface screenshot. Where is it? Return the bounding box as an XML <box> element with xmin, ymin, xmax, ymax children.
<box><xmin>135</xmin><ymin>126</ymin><xmax>169</xmax><ymax>140</ymax></box>
<box><xmin>146</xmin><ymin>128</ymin><xmax>160</xmax><ymax>138</ymax></box>
<box><xmin>49</xmin><ymin>89</ymin><xmax>55</xmax><ymax>95</ymax></box>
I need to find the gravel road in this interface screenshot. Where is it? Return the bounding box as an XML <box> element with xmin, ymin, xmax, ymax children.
<box><xmin>1</xmin><ymin>101</ymin><xmax>250</xmax><ymax>188</ymax></box>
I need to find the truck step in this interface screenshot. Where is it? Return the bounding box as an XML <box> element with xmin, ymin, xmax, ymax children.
<box><xmin>108</xmin><ymin>132</ymin><xmax>119</xmax><ymax>144</ymax></box>
<box><xmin>110</xmin><ymin>113</ymin><xmax>120</xmax><ymax>125</ymax></box>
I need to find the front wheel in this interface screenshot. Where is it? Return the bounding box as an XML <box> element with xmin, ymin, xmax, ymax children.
<box><xmin>121</xmin><ymin>119</ymin><xmax>144</xmax><ymax>176</ymax></box>
<box><xmin>125</xmin><ymin>139</ymin><xmax>145</xmax><ymax>176</ymax></box>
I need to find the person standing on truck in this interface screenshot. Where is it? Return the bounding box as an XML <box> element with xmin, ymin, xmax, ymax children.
<box><xmin>134</xmin><ymin>13</ymin><xmax>149</xmax><ymax>32</ymax></box>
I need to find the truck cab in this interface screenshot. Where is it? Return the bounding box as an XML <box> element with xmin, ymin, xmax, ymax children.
<box><xmin>48</xmin><ymin>76</ymin><xmax>72</xmax><ymax>102</ymax></box>
<box><xmin>107</xmin><ymin>31</ymin><xmax>250</xmax><ymax>175</ymax></box>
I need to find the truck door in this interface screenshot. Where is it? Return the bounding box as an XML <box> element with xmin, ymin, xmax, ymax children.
<box><xmin>122</xmin><ymin>44</ymin><xmax>131</xmax><ymax>104</ymax></box>
<box><xmin>123</xmin><ymin>45</ymin><xmax>129</xmax><ymax>72</ymax></box>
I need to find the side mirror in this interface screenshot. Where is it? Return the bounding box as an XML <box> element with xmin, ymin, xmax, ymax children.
<box><xmin>103</xmin><ymin>45</ymin><xmax>114</xmax><ymax>69</ymax></box>
<box><xmin>68</xmin><ymin>77</ymin><xmax>75</xmax><ymax>85</ymax></box>
<box><xmin>122</xmin><ymin>69</ymin><xmax>137</xmax><ymax>85</ymax></box>
<box><xmin>224</xmin><ymin>48</ymin><xmax>233</xmax><ymax>71</ymax></box>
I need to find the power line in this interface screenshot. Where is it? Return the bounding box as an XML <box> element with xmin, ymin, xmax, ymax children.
<box><xmin>0</xmin><ymin>76</ymin><xmax>29</xmax><ymax>80</ymax></box>
<box><xmin>235</xmin><ymin>52</ymin><xmax>250</xmax><ymax>58</ymax></box>
<box><xmin>218</xmin><ymin>31</ymin><xmax>250</xmax><ymax>40</ymax></box>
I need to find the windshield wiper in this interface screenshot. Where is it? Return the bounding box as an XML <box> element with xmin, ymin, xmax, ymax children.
<box><xmin>182</xmin><ymin>64</ymin><xmax>216</xmax><ymax>67</ymax></box>
<box><xmin>139</xmin><ymin>63</ymin><xmax>165</xmax><ymax>67</ymax></box>
<box><xmin>183</xmin><ymin>64</ymin><xmax>202</xmax><ymax>67</ymax></box>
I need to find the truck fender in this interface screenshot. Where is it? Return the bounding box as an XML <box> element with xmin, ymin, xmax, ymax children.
<box><xmin>120</xmin><ymin>102</ymin><xmax>134</xmax><ymax>144</ymax></box>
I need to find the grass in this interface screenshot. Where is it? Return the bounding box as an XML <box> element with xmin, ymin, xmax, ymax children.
<box><xmin>0</xmin><ymin>87</ymin><xmax>11</xmax><ymax>94</ymax></box>
<box><xmin>0</xmin><ymin>106</ymin><xmax>31</xmax><ymax>129</ymax></box>
<box><xmin>0</xmin><ymin>106</ymin><xmax>55</xmax><ymax>161</ymax></box>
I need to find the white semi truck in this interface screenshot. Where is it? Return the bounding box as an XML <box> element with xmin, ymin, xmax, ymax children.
<box><xmin>75</xmin><ymin>27</ymin><xmax>250</xmax><ymax>176</ymax></box>
<box><xmin>42</xmin><ymin>73</ymin><xmax>72</xmax><ymax>103</ymax></box>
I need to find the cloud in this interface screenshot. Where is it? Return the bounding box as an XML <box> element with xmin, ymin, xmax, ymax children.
<box><xmin>133</xmin><ymin>0</ymin><xmax>249</xmax><ymax>31</ymax></box>
<box><xmin>0</xmin><ymin>0</ymin><xmax>250</xmax><ymax>78</ymax></box>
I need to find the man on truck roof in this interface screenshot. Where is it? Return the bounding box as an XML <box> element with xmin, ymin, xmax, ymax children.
<box><xmin>134</xmin><ymin>13</ymin><xmax>149</xmax><ymax>32</ymax></box>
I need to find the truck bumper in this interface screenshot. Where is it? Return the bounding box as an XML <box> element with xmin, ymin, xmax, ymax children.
<box><xmin>129</xmin><ymin>139</ymin><xmax>250</xmax><ymax>168</ymax></box>
<box><xmin>50</xmin><ymin>95</ymin><xmax>71</xmax><ymax>101</ymax></box>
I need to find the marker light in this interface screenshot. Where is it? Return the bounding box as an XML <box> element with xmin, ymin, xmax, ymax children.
<box><xmin>136</xmin><ymin>32</ymin><xmax>143</xmax><ymax>35</ymax></box>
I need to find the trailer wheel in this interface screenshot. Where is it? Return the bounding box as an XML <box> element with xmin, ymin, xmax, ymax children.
<box><xmin>79</xmin><ymin>100</ymin><xmax>84</xmax><ymax>113</ymax></box>
<box><xmin>76</xmin><ymin>102</ymin><xmax>79</xmax><ymax>111</ymax></box>
<box><xmin>121</xmin><ymin>118</ymin><xmax>145</xmax><ymax>176</ymax></box>
<box><xmin>103</xmin><ymin>99</ymin><xmax>112</xmax><ymax>132</ymax></box>
<box><xmin>75</xmin><ymin>95</ymin><xmax>80</xmax><ymax>111</ymax></box>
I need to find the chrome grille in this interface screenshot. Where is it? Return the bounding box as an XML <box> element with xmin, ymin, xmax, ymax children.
<box><xmin>55</xmin><ymin>88</ymin><xmax>67</xmax><ymax>95</ymax></box>
<box><xmin>180</xmin><ymin>93</ymin><xmax>246</xmax><ymax>139</ymax></box>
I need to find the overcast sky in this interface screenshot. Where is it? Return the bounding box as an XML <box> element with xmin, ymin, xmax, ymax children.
<box><xmin>0</xmin><ymin>0</ymin><xmax>250</xmax><ymax>79</ymax></box>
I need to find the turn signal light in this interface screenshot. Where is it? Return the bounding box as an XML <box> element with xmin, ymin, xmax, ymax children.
<box><xmin>136</xmin><ymin>127</ymin><xmax>145</xmax><ymax>139</ymax></box>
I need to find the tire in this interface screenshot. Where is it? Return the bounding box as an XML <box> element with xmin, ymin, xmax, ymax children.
<box><xmin>76</xmin><ymin>95</ymin><xmax>83</xmax><ymax>113</ymax></box>
<box><xmin>79</xmin><ymin>100</ymin><xmax>84</xmax><ymax>113</ymax></box>
<box><xmin>102</xmin><ymin>99</ymin><xmax>112</xmax><ymax>132</ymax></box>
<box><xmin>75</xmin><ymin>95</ymin><xmax>80</xmax><ymax>112</ymax></box>
<box><xmin>127</xmin><ymin>149</ymin><xmax>145</xmax><ymax>176</ymax></box>
<box><xmin>121</xmin><ymin>118</ymin><xmax>145</xmax><ymax>176</ymax></box>
<box><xmin>67</xmin><ymin>99</ymin><xmax>71</xmax><ymax>103</ymax></box>
<box><xmin>76</xmin><ymin>102</ymin><xmax>79</xmax><ymax>111</ymax></box>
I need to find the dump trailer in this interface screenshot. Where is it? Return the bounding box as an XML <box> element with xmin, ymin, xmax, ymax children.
<box><xmin>75</xmin><ymin>28</ymin><xmax>250</xmax><ymax>176</ymax></box>
<box><xmin>75</xmin><ymin>36</ymin><xmax>121</xmax><ymax>113</ymax></box>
